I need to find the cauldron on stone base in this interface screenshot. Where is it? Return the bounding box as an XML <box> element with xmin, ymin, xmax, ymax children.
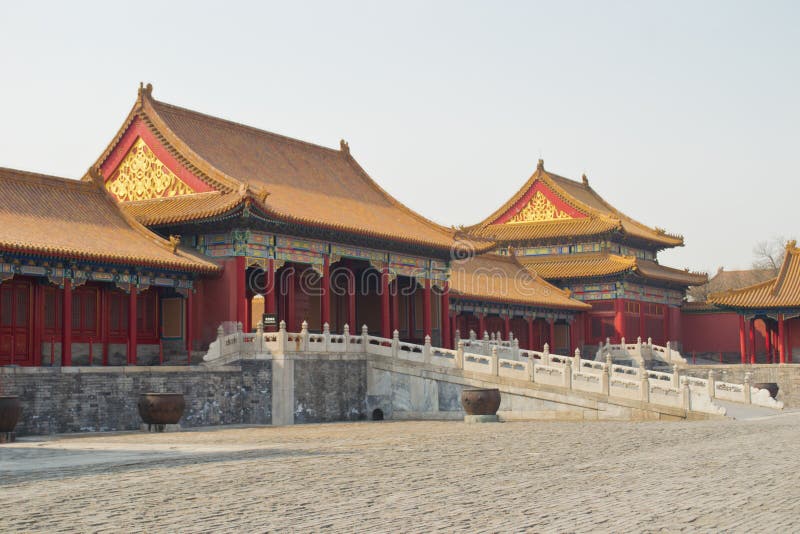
<box><xmin>138</xmin><ymin>393</ymin><xmax>185</xmax><ymax>432</ymax></box>
<box><xmin>0</xmin><ymin>396</ymin><xmax>21</xmax><ymax>443</ymax></box>
<box><xmin>461</xmin><ymin>388</ymin><xmax>501</xmax><ymax>423</ymax></box>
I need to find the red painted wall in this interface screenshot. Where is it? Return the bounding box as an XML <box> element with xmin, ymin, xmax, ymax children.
<box><xmin>681</xmin><ymin>311</ymin><xmax>740</xmax><ymax>355</ymax></box>
<box><xmin>197</xmin><ymin>258</ymin><xmax>239</xmax><ymax>344</ymax></box>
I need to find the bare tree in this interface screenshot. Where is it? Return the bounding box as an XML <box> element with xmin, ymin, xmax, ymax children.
<box><xmin>753</xmin><ymin>236</ymin><xmax>793</xmax><ymax>274</ymax></box>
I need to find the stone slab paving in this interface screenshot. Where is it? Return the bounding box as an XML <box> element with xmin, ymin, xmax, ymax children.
<box><xmin>1</xmin><ymin>415</ymin><xmax>799</xmax><ymax>533</ymax></box>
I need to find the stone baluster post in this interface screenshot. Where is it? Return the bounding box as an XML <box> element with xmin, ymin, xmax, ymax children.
<box><xmin>665</xmin><ymin>341</ymin><xmax>672</xmax><ymax>363</ymax></box>
<box><xmin>647</xmin><ymin>337</ymin><xmax>652</xmax><ymax>347</ymax></box>
<box><xmin>323</xmin><ymin>322</ymin><xmax>330</xmax><ymax>351</ymax></box>
<box><xmin>681</xmin><ymin>377</ymin><xmax>691</xmax><ymax>410</ymax></box>
<box><xmin>640</xmin><ymin>366</ymin><xmax>650</xmax><ymax>403</ymax></box>
<box><xmin>636</xmin><ymin>336</ymin><xmax>642</xmax><ymax>360</ymax></box>
<box><xmin>456</xmin><ymin>340</ymin><xmax>465</xmax><ymax>369</ymax></box>
<box><xmin>491</xmin><ymin>346</ymin><xmax>499</xmax><ymax>376</ymax></box>
<box><xmin>216</xmin><ymin>325</ymin><xmax>225</xmax><ymax>359</ymax></box>
<box><xmin>512</xmin><ymin>338</ymin><xmax>520</xmax><ymax>360</ymax></box>
<box><xmin>454</xmin><ymin>329</ymin><xmax>461</xmax><ymax>348</ymax></box>
<box><xmin>529</xmin><ymin>350</ymin><xmax>536</xmax><ymax>383</ymax></box>
<box><xmin>621</xmin><ymin>336</ymin><xmax>626</xmax><ymax>348</ymax></box>
<box><xmin>424</xmin><ymin>335</ymin><xmax>432</xmax><ymax>364</ymax></box>
<box><xmin>744</xmin><ymin>372</ymin><xmax>752</xmax><ymax>404</ymax></box>
<box><xmin>300</xmin><ymin>320</ymin><xmax>309</xmax><ymax>352</ymax></box>
<box><xmin>601</xmin><ymin>356</ymin><xmax>610</xmax><ymax>395</ymax></box>
<box><xmin>564</xmin><ymin>358</ymin><xmax>573</xmax><ymax>389</ymax></box>
<box><xmin>392</xmin><ymin>329</ymin><xmax>400</xmax><ymax>358</ymax></box>
<box><xmin>542</xmin><ymin>342</ymin><xmax>550</xmax><ymax>365</ymax></box>
<box><xmin>256</xmin><ymin>321</ymin><xmax>264</xmax><ymax>353</ymax></box>
<box><xmin>469</xmin><ymin>329</ymin><xmax>476</xmax><ymax>341</ymax></box>
<box><xmin>277</xmin><ymin>320</ymin><xmax>287</xmax><ymax>356</ymax></box>
<box><xmin>671</xmin><ymin>364</ymin><xmax>680</xmax><ymax>389</ymax></box>
<box><xmin>343</xmin><ymin>324</ymin><xmax>351</xmax><ymax>352</ymax></box>
<box><xmin>707</xmin><ymin>369</ymin><xmax>716</xmax><ymax>399</ymax></box>
<box><xmin>573</xmin><ymin>348</ymin><xmax>581</xmax><ymax>370</ymax></box>
<box><xmin>362</xmin><ymin>324</ymin><xmax>369</xmax><ymax>354</ymax></box>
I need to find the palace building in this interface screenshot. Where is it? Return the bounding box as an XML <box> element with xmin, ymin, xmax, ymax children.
<box><xmin>464</xmin><ymin>160</ymin><xmax>707</xmax><ymax>351</ymax></box>
<box><xmin>8</xmin><ymin>83</ymin><xmax>798</xmax><ymax>367</ymax></box>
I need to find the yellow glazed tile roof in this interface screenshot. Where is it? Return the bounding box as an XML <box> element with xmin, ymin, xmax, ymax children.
<box><xmin>449</xmin><ymin>254</ymin><xmax>590</xmax><ymax>310</ymax></box>
<box><xmin>520</xmin><ymin>253</ymin><xmax>706</xmax><ymax>285</ymax></box>
<box><xmin>467</xmin><ymin>161</ymin><xmax>684</xmax><ymax>248</ymax></box>
<box><xmin>93</xmin><ymin>84</ymin><xmax>471</xmax><ymax>253</ymax></box>
<box><xmin>0</xmin><ymin>167</ymin><xmax>219</xmax><ymax>272</ymax></box>
<box><xmin>709</xmin><ymin>242</ymin><xmax>800</xmax><ymax>309</ymax></box>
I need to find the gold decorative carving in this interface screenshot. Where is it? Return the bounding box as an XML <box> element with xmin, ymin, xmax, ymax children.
<box><xmin>507</xmin><ymin>191</ymin><xmax>572</xmax><ymax>224</ymax></box>
<box><xmin>106</xmin><ymin>137</ymin><xmax>194</xmax><ymax>201</ymax></box>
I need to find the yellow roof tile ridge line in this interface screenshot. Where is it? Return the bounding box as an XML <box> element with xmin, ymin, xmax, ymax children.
<box><xmin>151</xmin><ymin>96</ymin><xmax>344</xmax><ymax>157</ymax></box>
<box><xmin>770</xmin><ymin>241</ymin><xmax>799</xmax><ymax>296</ymax></box>
<box><xmin>341</xmin><ymin>152</ymin><xmax>465</xmax><ymax>243</ymax></box>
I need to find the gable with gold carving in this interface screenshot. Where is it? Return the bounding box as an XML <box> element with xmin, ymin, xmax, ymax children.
<box><xmin>106</xmin><ymin>138</ymin><xmax>195</xmax><ymax>201</ymax></box>
<box><xmin>507</xmin><ymin>190</ymin><xmax>573</xmax><ymax>224</ymax></box>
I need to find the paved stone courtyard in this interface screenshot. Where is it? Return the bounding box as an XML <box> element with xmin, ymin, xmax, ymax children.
<box><xmin>1</xmin><ymin>414</ymin><xmax>798</xmax><ymax>532</ymax></box>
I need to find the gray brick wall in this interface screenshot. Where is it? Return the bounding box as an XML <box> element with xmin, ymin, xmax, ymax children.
<box><xmin>0</xmin><ymin>361</ymin><xmax>272</xmax><ymax>436</ymax></box>
<box><xmin>293</xmin><ymin>359</ymin><xmax>367</xmax><ymax>423</ymax></box>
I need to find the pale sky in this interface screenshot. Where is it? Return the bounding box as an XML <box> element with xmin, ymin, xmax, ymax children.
<box><xmin>1</xmin><ymin>1</ymin><xmax>797</xmax><ymax>274</ymax></box>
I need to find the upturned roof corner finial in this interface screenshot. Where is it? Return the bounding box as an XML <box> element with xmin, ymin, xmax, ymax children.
<box><xmin>788</xmin><ymin>239</ymin><xmax>797</xmax><ymax>250</ymax></box>
<box><xmin>582</xmin><ymin>173</ymin><xmax>589</xmax><ymax>186</ymax></box>
<box><xmin>537</xmin><ymin>158</ymin><xmax>544</xmax><ymax>171</ymax></box>
<box><xmin>340</xmin><ymin>139</ymin><xmax>350</xmax><ymax>155</ymax></box>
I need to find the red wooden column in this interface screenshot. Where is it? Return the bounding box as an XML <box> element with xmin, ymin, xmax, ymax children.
<box><xmin>778</xmin><ymin>314</ymin><xmax>786</xmax><ymax>364</ymax></box>
<box><xmin>264</xmin><ymin>260</ymin><xmax>277</xmax><ymax>316</ymax></box>
<box><xmin>244</xmin><ymin>296</ymin><xmax>252</xmax><ymax>333</ymax></box>
<box><xmin>321</xmin><ymin>256</ymin><xmax>331</xmax><ymax>328</ymax></box>
<box><xmin>614</xmin><ymin>299</ymin><xmax>625</xmax><ymax>343</ymax></box>
<box><xmin>422</xmin><ymin>278</ymin><xmax>432</xmax><ymax>339</ymax></box>
<box><xmin>127</xmin><ymin>287</ymin><xmax>137</xmax><ymax>365</ymax></box>
<box><xmin>478</xmin><ymin>313</ymin><xmax>486</xmax><ymax>338</ymax></box>
<box><xmin>450</xmin><ymin>314</ymin><xmax>457</xmax><ymax>345</ymax></box>
<box><xmin>440</xmin><ymin>282</ymin><xmax>451</xmax><ymax>349</ymax></box>
<box><xmin>738</xmin><ymin>315</ymin><xmax>747</xmax><ymax>364</ymax></box>
<box><xmin>347</xmin><ymin>267</ymin><xmax>356</xmax><ymax>330</ymax></box>
<box><xmin>526</xmin><ymin>317</ymin><xmax>534</xmax><ymax>350</ymax></box>
<box><xmin>639</xmin><ymin>304</ymin><xmax>646</xmax><ymax>341</ymax></box>
<box><xmin>185</xmin><ymin>290</ymin><xmax>193</xmax><ymax>363</ymax></box>
<box><xmin>765</xmin><ymin>319</ymin><xmax>773</xmax><ymax>364</ymax></box>
<box><xmin>569</xmin><ymin>318</ymin><xmax>577</xmax><ymax>354</ymax></box>
<box><xmin>99</xmin><ymin>286</ymin><xmax>108</xmax><ymax>366</ymax></box>
<box><xmin>391</xmin><ymin>280</ymin><xmax>400</xmax><ymax>335</ymax></box>
<box><xmin>286</xmin><ymin>268</ymin><xmax>296</xmax><ymax>331</ymax></box>
<box><xmin>61</xmin><ymin>279</ymin><xmax>73</xmax><ymax>366</ymax></box>
<box><xmin>380</xmin><ymin>267</ymin><xmax>391</xmax><ymax>338</ymax></box>
<box><xmin>503</xmin><ymin>314</ymin><xmax>511</xmax><ymax>341</ymax></box>
<box><xmin>749</xmin><ymin>318</ymin><xmax>756</xmax><ymax>364</ymax></box>
<box><xmin>548</xmin><ymin>318</ymin><xmax>556</xmax><ymax>350</ymax></box>
<box><xmin>32</xmin><ymin>283</ymin><xmax>43</xmax><ymax>366</ymax></box>
<box><xmin>235</xmin><ymin>256</ymin><xmax>247</xmax><ymax>330</ymax></box>
<box><xmin>663</xmin><ymin>305</ymin><xmax>670</xmax><ymax>345</ymax></box>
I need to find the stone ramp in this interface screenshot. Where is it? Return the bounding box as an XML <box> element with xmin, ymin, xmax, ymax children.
<box><xmin>712</xmin><ymin>400</ymin><xmax>793</xmax><ymax>420</ymax></box>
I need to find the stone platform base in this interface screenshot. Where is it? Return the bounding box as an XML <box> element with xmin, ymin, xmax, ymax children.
<box><xmin>0</xmin><ymin>431</ymin><xmax>17</xmax><ymax>443</ymax></box>
<box><xmin>464</xmin><ymin>415</ymin><xmax>499</xmax><ymax>424</ymax></box>
<box><xmin>140</xmin><ymin>424</ymin><xmax>182</xmax><ymax>433</ymax></box>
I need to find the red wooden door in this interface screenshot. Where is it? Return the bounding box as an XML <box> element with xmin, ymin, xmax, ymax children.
<box><xmin>0</xmin><ymin>280</ymin><xmax>33</xmax><ymax>365</ymax></box>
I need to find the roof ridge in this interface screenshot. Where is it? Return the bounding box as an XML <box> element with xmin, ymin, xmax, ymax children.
<box><xmin>770</xmin><ymin>241</ymin><xmax>799</xmax><ymax>295</ymax></box>
<box><xmin>150</xmin><ymin>97</ymin><xmax>344</xmax><ymax>157</ymax></box>
<box><xmin>0</xmin><ymin>167</ymin><xmax>97</xmax><ymax>191</ymax></box>
<box><xmin>341</xmin><ymin>154</ymin><xmax>458</xmax><ymax>241</ymax></box>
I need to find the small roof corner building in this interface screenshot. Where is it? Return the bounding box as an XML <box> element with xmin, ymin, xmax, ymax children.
<box><xmin>708</xmin><ymin>241</ymin><xmax>800</xmax><ymax>364</ymax></box>
<box><xmin>464</xmin><ymin>160</ymin><xmax>707</xmax><ymax>351</ymax></box>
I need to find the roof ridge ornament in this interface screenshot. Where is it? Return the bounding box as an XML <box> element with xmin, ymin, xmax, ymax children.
<box><xmin>581</xmin><ymin>173</ymin><xmax>589</xmax><ymax>186</ymax></box>
<box><xmin>537</xmin><ymin>158</ymin><xmax>544</xmax><ymax>171</ymax></box>
<box><xmin>340</xmin><ymin>139</ymin><xmax>350</xmax><ymax>155</ymax></box>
